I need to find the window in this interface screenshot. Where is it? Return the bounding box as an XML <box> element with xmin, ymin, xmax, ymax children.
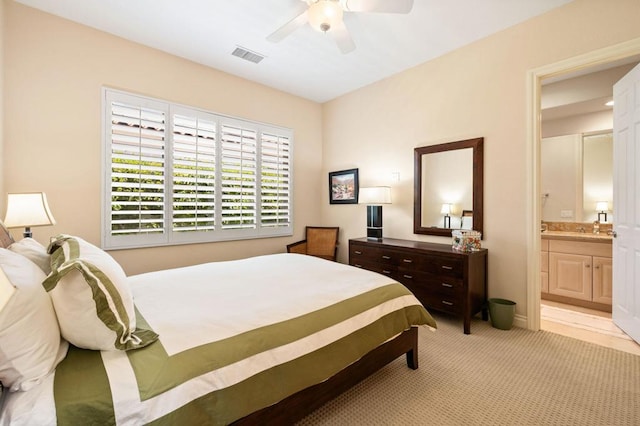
<box><xmin>102</xmin><ymin>89</ymin><xmax>292</xmax><ymax>249</ymax></box>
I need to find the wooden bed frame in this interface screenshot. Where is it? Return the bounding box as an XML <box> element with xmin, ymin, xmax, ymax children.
<box><xmin>0</xmin><ymin>222</ymin><xmax>422</xmax><ymax>425</ymax></box>
<box><xmin>234</xmin><ymin>326</ymin><xmax>419</xmax><ymax>425</ymax></box>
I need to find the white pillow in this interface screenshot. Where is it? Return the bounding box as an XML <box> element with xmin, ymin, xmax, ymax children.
<box><xmin>43</xmin><ymin>235</ymin><xmax>157</xmax><ymax>351</ymax></box>
<box><xmin>0</xmin><ymin>248</ymin><xmax>68</xmax><ymax>392</ymax></box>
<box><xmin>8</xmin><ymin>238</ymin><xmax>51</xmax><ymax>274</ymax></box>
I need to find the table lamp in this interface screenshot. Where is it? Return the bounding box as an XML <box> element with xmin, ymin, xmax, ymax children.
<box><xmin>3</xmin><ymin>192</ymin><xmax>56</xmax><ymax>238</ymax></box>
<box><xmin>359</xmin><ymin>186</ymin><xmax>391</xmax><ymax>241</ymax></box>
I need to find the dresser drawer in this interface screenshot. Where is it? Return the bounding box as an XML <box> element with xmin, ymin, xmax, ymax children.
<box><xmin>411</xmin><ymin>288</ymin><xmax>462</xmax><ymax>315</ymax></box>
<box><xmin>351</xmin><ymin>260</ymin><xmax>397</xmax><ymax>278</ymax></box>
<box><xmin>397</xmin><ymin>253</ymin><xmax>463</xmax><ymax>278</ymax></box>
<box><xmin>349</xmin><ymin>245</ymin><xmax>396</xmax><ymax>265</ymax></box>
<box><xmin>397</xmin><ymin>269</ymin><xmax>463</xmax><ymax>292</ymax></box>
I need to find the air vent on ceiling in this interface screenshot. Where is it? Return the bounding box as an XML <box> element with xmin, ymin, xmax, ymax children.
<box><xmin>231</xmin><ymin>46</ymin><xmax>265</xmax><ymax>64</ymax></box>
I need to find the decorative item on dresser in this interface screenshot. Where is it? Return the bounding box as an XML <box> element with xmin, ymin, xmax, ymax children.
<box><xmin>349</xmin><ymin>237</ymin><xmax>488</xmax><ymax>334</ymax></box>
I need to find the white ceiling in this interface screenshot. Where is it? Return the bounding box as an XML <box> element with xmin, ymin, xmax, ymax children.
<box><xmin>14</xmin><ymin>0</ymin><xmax>573</xmax><ymax>103</ymax></box>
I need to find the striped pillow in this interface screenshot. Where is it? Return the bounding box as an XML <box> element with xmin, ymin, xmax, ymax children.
<box><xmin>43</xmin><ymin>235</ymin><xmax>157</xmax><ymax>351</ymax></box>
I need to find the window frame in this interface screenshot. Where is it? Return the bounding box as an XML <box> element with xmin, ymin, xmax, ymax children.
<box><xmin>102</xmin><ymin>88</ymin><xmax>293</xmax><ymax>250</ymax></box>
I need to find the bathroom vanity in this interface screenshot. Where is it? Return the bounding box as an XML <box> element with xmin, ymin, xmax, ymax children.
<box><xmin>541</xmin><ymin>228</ymin><xmax>612</xmax><ymax>312</ymax></box>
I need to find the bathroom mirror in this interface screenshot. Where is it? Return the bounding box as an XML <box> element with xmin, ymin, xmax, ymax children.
<box><xmin>541</xmin><ymin>131</ymin><xmax>612</xmax><ymax>223</ymax></box>
<box><xmin>414</xmin><ymin>137</ymin><xmax>484</xmax><ymax>237</ymax></box>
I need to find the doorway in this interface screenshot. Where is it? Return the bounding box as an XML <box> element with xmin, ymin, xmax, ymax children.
<box><xmin>526</xmin><ymin>38</ymin><xmax>640</xmax><ymax>353</ymax></box>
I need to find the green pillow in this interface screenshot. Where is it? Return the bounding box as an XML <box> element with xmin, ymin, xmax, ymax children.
<box><xmin>44</xmin><ymin>235</ymin><xmax>157</xmax><ymax>351</ymax></box>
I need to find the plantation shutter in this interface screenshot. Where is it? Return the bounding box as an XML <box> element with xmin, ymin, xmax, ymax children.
<box><xmin>109</xmin><ymin>99</ymin><xmax>166</xmax><ymax>238</ymax></box>
<box><xmin>260</xmin><ymin>131</ymin><xmax>291</xmax><ymax>228</ymax></box>
<box><xmin>220</xmin><ymin>122</ymin><xmax>257</xmax><ymax>230</ymax></box>
<box><xmin>103</xmin><ymin>88</ymin><xmax>293</xmax><ymax>249</ymax></box>
<box><xmin>172</xmin><ymin>113</ymin><xmax>216</xmax><ymax>232</ymax></box>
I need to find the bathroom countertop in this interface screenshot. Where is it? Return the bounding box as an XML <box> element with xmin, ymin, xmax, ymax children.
<box><xmin>541</xmin><ymin>230</ymin><xmax>612</xmax><ymax>243</ymax></box>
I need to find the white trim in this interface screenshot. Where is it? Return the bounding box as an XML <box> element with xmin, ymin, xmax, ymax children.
<box><xmin>526</xmin><ymin>38</ymin><xmax>640</xmax><ymax>331</ymax></box>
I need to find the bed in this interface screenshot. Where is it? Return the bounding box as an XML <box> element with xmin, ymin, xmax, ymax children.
<box><xmin>0</xmin><ymin>225</ymin><xmax>436</xmax><ymax>425</ymax></box>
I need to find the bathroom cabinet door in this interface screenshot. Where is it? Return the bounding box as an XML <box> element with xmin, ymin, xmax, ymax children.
<box><xmin>548</xmin><ymin>252</ymin><xmax>592</xmax><ymax>301</ymax></box>
<box><xmin>592</xmin><ymin>256</ymin><xmax>613</xmax><ymax>305</ymax></box>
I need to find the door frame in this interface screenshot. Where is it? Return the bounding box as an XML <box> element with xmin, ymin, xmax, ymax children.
<box><xmin>526</xmin><ymin>37</ymin><xmax>640</xmax><ymax>331</ymax></box>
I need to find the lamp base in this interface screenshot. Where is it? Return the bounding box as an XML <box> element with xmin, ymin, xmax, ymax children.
<box><xmin>367</xmin><ymin>227</ymin><xmax>383</xmax><ymax>241</ymax></box>
<box><xmin>367</xmin><ymin>205</ymin><xmax>383</xmax><ymax>241</ymax></box>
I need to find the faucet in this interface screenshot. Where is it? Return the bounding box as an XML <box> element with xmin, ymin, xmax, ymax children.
<box><xmin>593</xmin><ymin>221</ymin><xmax>600</xmax><ymax>234</ymax></box>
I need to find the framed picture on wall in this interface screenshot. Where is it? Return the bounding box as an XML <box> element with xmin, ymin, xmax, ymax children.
<box><xmin>329</xmin><ymin>168</ymin><xmax>359</xmax><ymax>204</ymax></box>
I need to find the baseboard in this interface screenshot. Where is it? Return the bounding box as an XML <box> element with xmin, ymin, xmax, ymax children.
<box><xmin>513</xmin><ymin>314</ymin><xmax>527</xmax><ymax>329</ymax></box>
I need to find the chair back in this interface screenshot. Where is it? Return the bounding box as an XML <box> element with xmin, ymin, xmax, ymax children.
<box><xmin>305</xmin><ymin>227</ymin><xmax>339</xmax><ymax>261</ymax></box>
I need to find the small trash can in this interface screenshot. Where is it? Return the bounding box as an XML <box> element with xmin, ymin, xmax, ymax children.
<box><xmin>488</xmin><ymin>298</ymin><xmax>516</xmax><ymax>330</ymax></box>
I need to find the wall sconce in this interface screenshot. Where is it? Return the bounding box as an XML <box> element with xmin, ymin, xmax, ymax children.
<box><xmin>359</xmin><ymin>186</ymin><xmax>391</xmax><ymax>241</ymax></box>
<box><xmin>3</xmin><ymin>192</ymin><xmax>56</xmax><ymax>238</ymax></box>
<box><xmin>596</xmin><ymin>201</ymin><xmax>609</xmax><ymax>223</ymax></box>
<box><xmin>441</xmin><ymin>203</ymin><xmax>452</xmax><ymax>228</ymax></box>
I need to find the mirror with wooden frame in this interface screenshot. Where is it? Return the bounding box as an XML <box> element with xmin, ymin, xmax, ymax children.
<box><xmin>414</xmin><ymin>137</ymin><xmax>484</xmax><ymax>237</ymax></box>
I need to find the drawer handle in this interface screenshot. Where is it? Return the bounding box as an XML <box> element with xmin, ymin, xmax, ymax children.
<box><xmin>354</xmin><ymin>250</ymin><xmax>362</xmax><ymax>255</ymax></box>
<box><xmin>382</xmin><ymin>270</ymin><xmax>391</xmax><ymax>275</ymax></box>
<box><xmin>403</xmin><ymin>259</ymin><xmax>413</xmax><ymax>263</ymax></box>
<box><xmin>403</xmin><ymin>274</ymin><xmax>413</xmax><ymax>279</ymax></box>
<box><xmin>441</xmin><ymin>283</ymin><xmax>453</xmax><ymax>288</ymax></box>
<box><xmin>382</xmin><ymin>255</ymin><xmax>391</xmax><ymax>260</ymax></box>
<box><xmin>442</xmin><ymin>300</ymin><xmax>454</xmax><ymax>306</ymax></box>
<box><xmin>585</xmin><ymin>264</ymin><xmax>591</xmax><ymax>268</ymax></box>
<box><xmin>441</xmin><ymin>265</ymin><xmax>454</xmax><ymax>270</ymax></box>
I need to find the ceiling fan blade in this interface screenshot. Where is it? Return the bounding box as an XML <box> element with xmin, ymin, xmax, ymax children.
<box><xmin>330</xmin><ymin>20</ymin><xmax>356</xmax><ymax>54</ymax></box>
<box><xmin>344</xmin><ymin>0</ymin><xmax>414</xmax><ymax>14</ymax></box>
<box><xmin>266</xmin><ymin>8</ymin><xmax>309</xmax><ymax>43</ymax></box>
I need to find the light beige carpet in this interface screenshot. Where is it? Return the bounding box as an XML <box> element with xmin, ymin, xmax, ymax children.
<box><xmin>297</xmin><ymin>313</ymin><xmax>640</xmax><ymax>425</ymax></box>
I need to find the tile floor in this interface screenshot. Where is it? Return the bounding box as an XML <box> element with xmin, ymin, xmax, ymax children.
<box><xmin>541</xmin><ymin>300</ymin><xmax>640</xmax><ymax>356</ymax></box>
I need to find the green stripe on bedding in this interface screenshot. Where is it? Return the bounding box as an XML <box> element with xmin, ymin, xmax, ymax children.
<box><xmin>147</xmin><ymin>307</ymin><xmax>429</xmax><ymax>425</ymax></box>
<box><xmin>53</xmin><ymin>283</ymin><xmax>433</xmax><ymax>425</ymax></box>
<box><xmin>127</xmin><ymin>283</ymin><xmax>431</xmax><ymax>401</ymax></box>
<box><xmin>54</xmin><ymin>345</ymin><xmax>114</xmax><ymax>425</ymax></box>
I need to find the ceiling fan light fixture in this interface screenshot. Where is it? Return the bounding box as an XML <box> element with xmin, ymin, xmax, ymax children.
<box><xmin>308</xmin><ymin>0</ymin><xmax>343</xmax><ymax>33</ymax></box>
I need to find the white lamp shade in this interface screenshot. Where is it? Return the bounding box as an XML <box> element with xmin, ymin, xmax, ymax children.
<box><xmin>308</xmin><ymin>0</ymin><xmax>344</xmax><ymax>32</ymax></box>
<box><xmin>596</xmin><ymin>201</ymin><xmax>609</xmax><ymax>212</ymax></box>
<box><xmin>440</xmin><ymin>203</ymin><xmax>452</xmax><ymax>215</ymax></box>
<box><xmin>3</xmin><ymin>192</ymin><xmax>56</xmax><ymax>228</ymax></box>
<box><xmin>359</xmin><ymin>187</ymin><xmax>391</xmax><ymax>205</ymax></box>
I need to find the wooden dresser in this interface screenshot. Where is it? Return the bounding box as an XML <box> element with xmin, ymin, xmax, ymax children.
<box><xmin>349</xmin><ymin>237</ymin><xmax>488</xmax><ymax>334</ymax></box>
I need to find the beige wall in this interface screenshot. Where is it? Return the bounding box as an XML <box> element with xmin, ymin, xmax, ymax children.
<box><xmin>0</xmin><ymin>0</ymin><xmax>4</xmax><ymax>209</ymax></box>
<box><xmin>3</xmin><ymin>2</ymin><xmax>323</xmax><ymax>274</ymax></box>
<box><xmin>321</xmin><ymin>0</ymin><xmax>640</xmax><ymax>318</ymax></box>
<box><xmin>542</xmin><ymin>110</ymin><xmax>612</xmax><ymax>138</ymax></box>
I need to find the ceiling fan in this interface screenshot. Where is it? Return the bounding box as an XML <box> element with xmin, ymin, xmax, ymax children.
<box><xmin>267</xmin><ymin>0</ymin><xmax>414</xmax><ymax>54</ymax></box>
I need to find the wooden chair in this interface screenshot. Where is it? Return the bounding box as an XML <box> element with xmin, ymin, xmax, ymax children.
<box><xmin>286</xmin><ymin>226</ymin><xmax>339</xmax><ymax>261</ymax></box>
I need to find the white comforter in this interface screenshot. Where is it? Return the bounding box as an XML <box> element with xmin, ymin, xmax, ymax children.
<box><xmin>1</xmin><ymin>253</ymin><xmax>434</xmax><ymax>425</ymax></box>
